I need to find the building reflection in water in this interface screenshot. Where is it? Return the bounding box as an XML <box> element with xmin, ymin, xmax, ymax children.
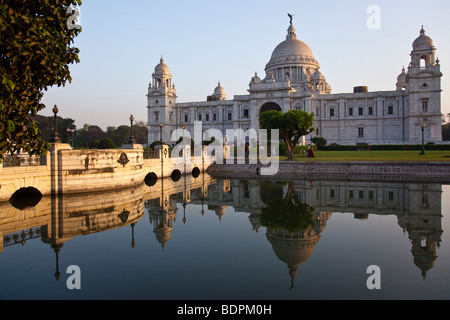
<box><xmin>0</xmin><ymin>173</ymin><xmax>444</xmax><ymax>286</ymax></box>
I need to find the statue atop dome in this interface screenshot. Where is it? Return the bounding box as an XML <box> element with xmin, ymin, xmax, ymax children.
<box><xmin>288</xmin><ymin>13</ymin><xmax>294</xmax><ymax>26</ymax></box>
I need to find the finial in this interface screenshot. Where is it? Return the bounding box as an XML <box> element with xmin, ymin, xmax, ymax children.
<box><xmin>420</xmin><ymin>25</ymin><xmax>425</xmax><ymax>35</ymax></box>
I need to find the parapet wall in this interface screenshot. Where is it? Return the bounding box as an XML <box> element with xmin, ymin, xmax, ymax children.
<box><xmin>0</xmin><ymin>144</ymin><xmax>215</xmax><ymax>202</ymax></box>
<box><xmin>207</xmin><ymin>161</ymin><xmax>450</xmax><ymax>183</ymax></box>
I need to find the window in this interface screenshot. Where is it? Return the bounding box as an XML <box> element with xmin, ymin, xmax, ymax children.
<box><xmin>368</xmin><ymin>107</ymin><xmax>374</xmax><ymax>116</ymax></box>
<box><xmin>205</xmin><ymin>114</ymin><xmax>210</xmax><ymax>122</ymax></box>
<box><xmin>169</xmin><ymin>112</ymin><xmax>173</xmax><ymax>122</ymax></box>
<box><xmin>420</xmin><ymin>56</ymin><xmax>427</xmax><ymax>69</ymax></box>
<box><xmin>369</xmin><ymin>191</ymin><xmax>374</xmax><ymax>200</ymax></box>
<box><xmin>330</xmin><ymin>189</ymin><xmax>335</xmax><ymax>198</ymax></box>
<box><xmin>388</xmin><ymin>191</ymin><xmax>394</xmax><ymax>201</ymax></box>
<box><xmin>422</xmin><ymin>100</ymin><xmax>429</xmax><ymax>112</ymax></box>
<box><xmin>198</xmin><ymin>114</ymin><xmax>202</xmax><ymax>121</ymax></box>
<box><xmin>316</xmin><ymin>128</ymin><xmax>320</xmax><ymax>136</ymax></box>
<box><xmin>358</xmin><ymin>107</ymin><xmax>364</xmax><ymax>116</ymax></box>
<box><xmin>358</xmin><ymin>127</ymin><xmax>364</xmax><ymax>138</ymax></box>
<box><xmin>330</xmin><ymin>108</ymin><xmax>335</xmax><ymax>117</ymax></box>
<box><xmin>359</xmin><ymin>190</ymin><xmax>364</xmax><ymax>199</ymax></box>
<box><xmin>388</xmin><ymin>106</ymin><xmax>394</xmax><ymax>115</ymax></box>
<box><xmin>243</xmin><ymin>109</ymin><xmax>249</xmax><ymax>118</ymax></box>
<box><xmin>184</xmin><ymin>114</ymin><xmax>189</xmax><ymax>122</ymax></box>
<box><xmin>228</xmin><ymin>112</ymin><xmax>232</xmax><ymax>121</ymax></box>
<box><xmin>154</xmin><ymin>112</ymin><xmax>159</xmax><ymax>122</ymax></box>
<box><xmin>349</xmin><ymin>190</ymin><xmax>354</xmax><ymax>199</ymax></box>
<box><xmin>349</xmin><ymin>108</ymin><xmax>353</xmax><ymax>116</ymax></box>
<box><xmin>213</xmin><ymin>113</ymin><xmax>217</xmax><ymax>122</ymax></box>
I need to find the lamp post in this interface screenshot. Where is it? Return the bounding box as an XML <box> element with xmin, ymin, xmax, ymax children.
<box><xmin>159</xmin><ymin>123</ymin><xmax>163</xmax><ymax>144</ymax></box>
<box><xmin>128</xmin><ymin>114</ymin><xmax>136</xmax><ymax>144</ymax></box>
<box><xmin>146</xmin><ymin>125</ymin><xmax>150</xmax><ymax>149</ymax></box>
<box><xmin>420</xmin><ymin>125</ymin><xmax>427</xmax><ymax>155</ymax></box>
<box><xmin>51</xmin><ymin>105</ymin><xmax>61</xmax><ymax>143</ymax></box>
<box><xmin>66</xmin><ymin>128</ymin><xmax>75</xmax><ymax>146</ymax></box>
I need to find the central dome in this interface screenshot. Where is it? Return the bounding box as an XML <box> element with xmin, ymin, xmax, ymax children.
<box><xmin>271</xmin><ymin>35</ymin><xmax>314</xmax><ymax>61</ymax></box>
<box><xmin>265</xmin><ymin>23</ymin><xmax>319</xmax><ymax>73</ymax></box>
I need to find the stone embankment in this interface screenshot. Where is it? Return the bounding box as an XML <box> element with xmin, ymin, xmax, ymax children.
<box><xmin>207</xmin><ymin>161</ymin><xmax>450</xmax><ymax>183</ymax></box>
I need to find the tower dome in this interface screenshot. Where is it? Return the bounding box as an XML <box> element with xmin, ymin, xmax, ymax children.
<box><xmin>413</xmin><ymin>26</ymin><xmax>434</xmax><ymax>50</ymax></box>
<box><xmin>154</xmin><ymin>57</ymin><xmax>170</xmax><ymax>74</ymax></box>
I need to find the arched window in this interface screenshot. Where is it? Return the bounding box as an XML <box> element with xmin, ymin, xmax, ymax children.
<box><xmin>420</xmin><ymin>56</ymin><xmax>428</xmax><ymax>69</ymax></box>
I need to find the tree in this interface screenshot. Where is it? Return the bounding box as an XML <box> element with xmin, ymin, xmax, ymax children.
<box><xmin>260</xmin><ymin>110</ymin><xmax>315</xmax><ymax>161</ymax></box>
<box><xmin>0</xmin><ymin>0</ymin><xmax>82</xmax><ymax>162</ymax></box>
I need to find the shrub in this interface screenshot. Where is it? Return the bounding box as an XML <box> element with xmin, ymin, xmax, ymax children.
<box><xmin>311</xmin><ymin>137</ymin><xmax>327</xmax><ymax>149</ymax></box>
<box><xmin>98</xmin><ymin>138</ymin><xmax>117</xmax><ymax>149</ymax></box>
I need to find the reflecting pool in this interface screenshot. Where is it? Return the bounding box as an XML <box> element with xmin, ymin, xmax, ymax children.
<box><xmin>0</xmin><ymin>173</ymin><xmax>449</xmax><ymax>300</ymax></box>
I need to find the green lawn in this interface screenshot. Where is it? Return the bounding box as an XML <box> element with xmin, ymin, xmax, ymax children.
<box><xmin>280</xmin><ymin>150</ymin><xmax>450</xmax><ymax>162</ymax></box>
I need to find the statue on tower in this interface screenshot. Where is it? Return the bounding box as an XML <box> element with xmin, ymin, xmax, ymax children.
<box><xmin>288</xmin><ymin>13</ymin><xmax>294</xmax><ymax>25</ymax></box>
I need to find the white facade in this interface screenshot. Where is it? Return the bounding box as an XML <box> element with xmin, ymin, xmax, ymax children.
<box><xmin>147</xmin><ymin>21</ymin><xmax>443</xmax><ymax>146</ymax></box>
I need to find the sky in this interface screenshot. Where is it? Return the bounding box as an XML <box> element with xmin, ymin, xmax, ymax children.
<box><xmin>40</xmin><ymin>0</ymin><xmax>450</xmax><ymax>130</ymax></box>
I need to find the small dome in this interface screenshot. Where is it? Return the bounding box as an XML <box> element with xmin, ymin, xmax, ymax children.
<box><xmin>251</xmin><ymin>72</ymin><xmax>262</xmax><ymax>84</ymax></box>
<box><xmin>213</xmin><ymin>81</ymin><xmax>225</xmax><ymax>96</ymax></box>
<box><xmin>154</xmin><ymin>57</ymin><xmax>170</xmax><ymax>74</ymax></box>
<box><xmin>413</xmin><ymin>26</ymin><xmax>434</xmax><ymax>49</ymax></box>
<box><xmin>311</xmin><ymin>68</ymin><xmax>325</xmax><ymax>81</ymax></box>
<box><xmin>397</xmin><ymin>67</ymin><xmax>407</xmax><ymax>83</ymax></box>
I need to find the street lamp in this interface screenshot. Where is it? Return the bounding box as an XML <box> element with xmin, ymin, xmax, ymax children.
<box><xmin>159</xmin><ymin>123</ymin><xmax>164</xmax><ymax>144</ymax></box>
<box><xmin>420</xmin><ymin>125</ymin><xmax>427</xmax><ymax>155</ymax></box>
<box><xmin>128</xmin><ymin>114</ymin><xmax>136</xmax><ymax>144</ymax></box>
<box><xmin>146</xmin><ymin>125</ymin><xmax>150</xmax><ymax>149</ymax></box>
<box><xmin>66</xmin><ymin>128</ymin><xmax>75</xmax><ymax>146</ymax></box>
<box><xmin>51</xmin><ymin>105</ymin><xmax>61</xmax><ymax>143</ymax></box>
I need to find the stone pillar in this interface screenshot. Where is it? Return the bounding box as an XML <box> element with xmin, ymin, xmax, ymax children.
<box><xmin>49</xmin><ymin>143</ymin><xmax>72</xmax><ymax>195</ymax></box>
<box><xmin>155</xmin><ymin>144</ymin><xmax>170</xmax><ymax>160</ymax></box>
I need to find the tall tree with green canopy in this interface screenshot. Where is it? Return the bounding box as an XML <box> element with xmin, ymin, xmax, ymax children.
<box><xmin>260</xmin><ymin>109</ymin><xmax>315</xmax><ymax>161</ymax></box>
<box><xmin>0</xmin><ymin>0</ymin><xmax>82</xmax><ymax>162</ymax></box>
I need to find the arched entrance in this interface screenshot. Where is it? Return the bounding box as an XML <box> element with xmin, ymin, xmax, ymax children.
<box><xmin>259</xmin><ymin>102</ymin><xmax>282</xmax><ymax>114</ymax></box>
<box><xmin>9</xmin><ymin>187</ymin><xmax>43</xmax><ymax>210</ymax></box>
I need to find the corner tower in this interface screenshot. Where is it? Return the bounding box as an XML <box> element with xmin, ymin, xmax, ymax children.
<box><xmin>406</xmin><ymin>26</ymin><xmax>443</xmax><ymax>143</ymax></box>
<box><xmin>147</xmin><ymin>57</ymin><xmax>177</xmax><ymax>143</ymax></box>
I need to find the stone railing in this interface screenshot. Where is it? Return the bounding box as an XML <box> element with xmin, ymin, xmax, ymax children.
<box><xmin>3</xmin><ymin>153</ymin><xmax>45</xmax><ymax>167</ymax></box>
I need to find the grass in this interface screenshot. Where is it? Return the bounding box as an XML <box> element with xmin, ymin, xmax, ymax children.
<box><xmin>278</xmin><ymin>150</ymin><xmax>450</xmax><ymax>162</ymax></box>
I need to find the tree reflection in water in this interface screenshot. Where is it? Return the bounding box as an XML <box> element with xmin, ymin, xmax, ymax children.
<box><xmin>260</xmin><ymin>181</ymin><xmax>315</xmax><ymax>233</ymax></box>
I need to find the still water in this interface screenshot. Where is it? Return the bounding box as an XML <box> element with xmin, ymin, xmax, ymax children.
<box><xmin>0</xmin><ymin>173</ymin><xmax>449</xmax><ymax>300</ymax></box>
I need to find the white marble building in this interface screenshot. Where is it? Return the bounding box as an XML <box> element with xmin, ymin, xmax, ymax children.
<box><xmin>147</xmin><ymin>19</ymin><xmax>443</xmax><ymax>146</ymax></box>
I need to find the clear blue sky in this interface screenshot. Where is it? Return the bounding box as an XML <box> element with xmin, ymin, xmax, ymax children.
<box><xmin>40</xmin><ymin>0</ymin><xmax>450</xmax><ymax>130</ymax></box>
